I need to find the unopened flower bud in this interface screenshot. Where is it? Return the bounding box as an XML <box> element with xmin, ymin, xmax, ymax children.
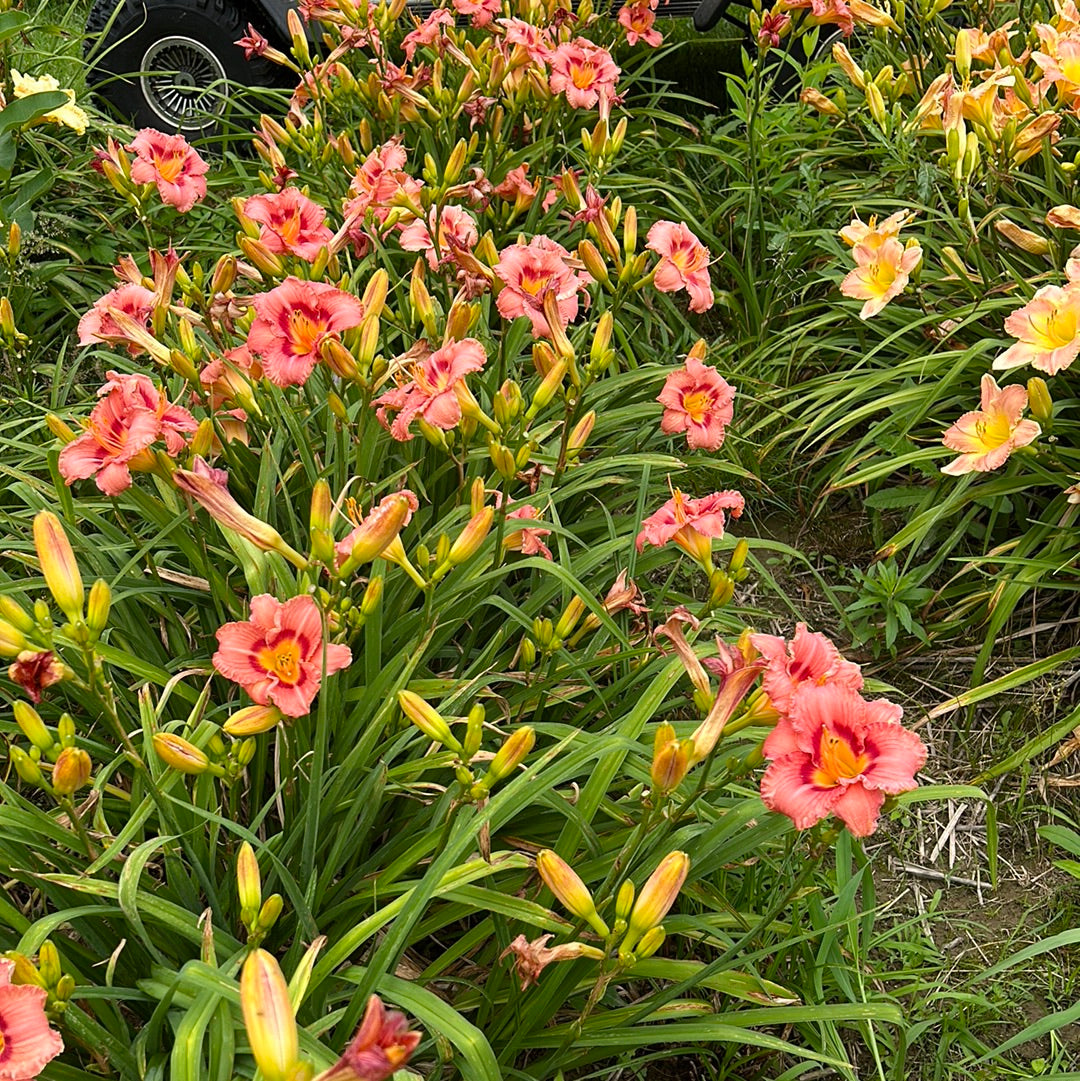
<box><xmin>954</xmin><ymin>27</ymin><xmax>972</xmax><ymax>80</ymax></box>
<box><xmin>449</xmin><ymin>508</ymin><xmax>493</xmax><ymax>565</ymax></box>
<box><xmin>153</xmin><ymin>733</ymin><xmax>212</xmax><ymax>775</ymax></box>
<box><xmin>634</xmin><ymin>925</ymin><xmax>666</xmax><ymax>960</ymax></box>
<box><xmin>483</xmin><ymin>726</ymin><xmax>535</xmax><ymax>785</ymax></box>
<box><xmin>54</xmin><ymin>973</ymin><xmax>75</xmax><ymax>1003</ymax></box>
<box><xmin>309</xmin><ymin>480</ymin><xmax>335</xmax><ymax>565</ymax></box>
<box><xmin>321</xmin><ymin>336</ymin><xmax>360</xmax><ymax>381</ymax></box>
<box><xmin>623</xmin><ymin>205</ymin><xmax>638</xmax><ymax>257</ymax></box>
<box><xmin>624</xmin><ymin>852</ymin><xmax>689</xmax><ymax>951</ymax></box>
<box><xmin>526</xmin><ymin>360</ymin><xmax>568</xmax><ymax>419</ymax></box>
<box><xmin>86</xmin><ymin>579</ymin><xmax>111</xmax><ymax>635</ymax></box>
<box><xmin>535</xmin><ymin>850</ymin><xmax>610</xmax><ymax>937</ymax></box>
<box><xmin>0</xmin><ymin>619</ymin><xmax>26</xmax><ymax>658</ymax></box>
<box><xmin>489</xmin><ymin>442</ymin><xmax>517</xmax><ymax>480</ymax></box>
<box><xmin>256</xmin><ymin>893</ymin><xmax>283</xmax><ymax>931</ymax></box>
<box><xmin>1027</xmin><ymin>377</ymin><xmax>1053</xmax><ymax>425</ymax></box>
<box><xmin>57</xmin><ymin>714</ymin><xmax>75</xmax><ymax>748</ymax></box>
<box><xmin>578</xmin><ymin>240</ymin><xmax>609</xmax><ymax>284</ymax></box>
<box><xmin>237</xmin><ymin>841</ymin><xmax>262</xmax><ymax>919</ymax></box>
<box><xmin>224</xmin><ymin>704</ymin><xmax>284</xmax><ymax>737</ymax></box>
<box><xmin>361</xmin><ymin>576</ymin><xmax>383</xmax><ymax>616</ymax></box>
<box><xmin>567</xmin><ymin>411</ymin><xmax>596</xmax><ymax>460</ymax></box>
<box><xmin>13</xmin><ymin>702</ymin><xmax>51</xmax><ymax>752</ymax></box>
<box><xmin>555</xmin><ymin>597</ymin><xmax>587</xmax><ymax>640</ymax></box>
<box><xmin>651</xmin><ymin>722</ymin><xmax>690</xmax><ymax>795</ymax></box>
<box><xmin>464</xmin><ymin>703</ymin><xmax>485</xmax><ymax>758</ymax></box>
<box><xmin>615</xmin><ymin>879</ymin><xmax>635</xmax><ymax>921</ymax></box>
<box><xmin>52</xmin><ymin>747</ymin><xmax>91</xmax><ymax>796</ymax></box>
<box><xmin>5</xmin><ymin>952</ymin><xmax>45</xmax><ymax>988</ymax></box>
<box><xmin>7</xmin><ymin>223</ymin><xmax>20</xmax><ymax>260</ymax></box>
<box><xmin>520</xmin><ymin>637</ymin><xmax>537</xmax><ymax>669</ymax></box>
<box><xmin>0</xmin><ymin>597</ymin><xmax>33</xmax><ymax>634</ymax></box>
<box><xmin>339</xmin><ymin>494</ymin><xmax>414</xmax><ymax>576</ymax></box>
<box><xmin>240</xmin><ymin>949</ymin><xmax>299</xmax><ymax>1081</ymax></box>
<box><xmin>9</xmin><ymin>746</ymin><xmax>45</xmax><ymax>787</ymax></box>
<box><xmin>238</xmin><ymin>236</ymin><xmax>285</xmax><ymax>278</ymax></box>
<box><xmin>398</xmin><ymin>690</ymin><xmax>462</xmax><ymax>750</ymax></box>
<box><xmin>38</xmin><ymin>942</ymin><xmax>62</xmax><ymax>988</ymax></box>
<box><xmin>33</xmin><ymin>512</ymin><xmax>84</xmax><ymax>623</ymax></box>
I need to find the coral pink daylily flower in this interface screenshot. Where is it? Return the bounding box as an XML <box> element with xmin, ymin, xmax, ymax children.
<box><xmin>494</xmin><ymin>236</ymin><xmax>592</xmax><ymax>338</ymax></box>
<box><xmin>213</xmin><ymin>594</ymin><xmax>352</xmax><ymax>717</ymax></box>
<box><xmin>127</xmin><ymin>128</ymin><xmax>209</xmax><ymax>212</ymax></box>
<box><xmin>373</xmin><ymin>338</ymin><xmax>487</xmax><ymax>441</ymax></box>
<box><xmin>657</xmin><ymin>356</ymin><xmax>735</xmax><ymax>450</ymax></box>
<box><xmin>549</xmin><ymin>39</ymin><xmax>620</xmax><ymax>112</ymax></box>
<box><xmin>619</xmin><ymin>2</ymin><xmax>663</xmax><ymax>46</ymax></box>
<box><xmin>453</xmin><ymin>0</ymin><xmax>501</xmax><ymax>26</ymax></box>
<box><xmin>504</xmin><ymin>504</ymin><xmax>553</xmax><ymax>560</ymax></box>
<box><xmin>760</xmin><ymin>682</ymin><xmax>926</xmax><ymax>837</ymax></box>
<box><xmin>242</xmin><ymin>187</ymin><xmax>334</xmax><ymax>262</ymax></box>
<box><xmin>77</xmin><ymin>283</ymin><xmax>156</xmax><ymax>355</ymax></box>
<box><xmin>646</xmin><ymin>221</ymin><xmax>714</xmax><ymax>313</ymax></box>
<box><xmin>840</xmin><ymin>237</ymin><xmax>922</xmax><ymax>319</ymax></box>
<box><xmin>499</xmin><ymin>18</ymin><xmax>553</xmax><ymax>63</ymax></box>
<box><xmin>749</xmin><ymin>623</ymin><xmax>863</xmax><ymax>716</ymax></box>
<box><xmin>247</xmin><ymin>277</ymin><xmax>365</xmax><ymax>387</ymax></box>
<box><xmin>59</xmin><ymin>371</ymin><xmax>197</xmax><ymax>495</ymax></box>
<box><xmin>0</xmin><ymin>958</ymin><xmax>64</xmax><ymax>1080</ymax></box>
<box><xmin>994</xmin><ymin>282</ymin><xmax>1080</xmax><ymax>374</ymax></box>
<box><xmin>317</xmin><ymin>995</ymin><xmax>422</xmax><ymax>1081</ymax></box>
<box><xmin>636</xmin><ymin>489</ymin><xmax>744</xmax><ymax>566</ymax></box>
<box><xmin>399</xmin><ymin>205</ymin><xmax>479</xmax><ymax>269</ymax></box>
<box><xmin>402</xmin><ymin>8</ymin><xmax>454</xmax><ymax>59</ymax></box>
<box><xmin>941</xmin><ymin>373</ymin><xmax>1041</xmax><ymax>475</ymax></box>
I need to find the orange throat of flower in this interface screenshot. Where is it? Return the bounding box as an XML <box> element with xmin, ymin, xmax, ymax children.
<box><xmin>812</xmin><ymin>728</ymin><xmax>869</xmax><ymax>788</ymax></box>
<box><xmin>154</xmin><ymin>151</ymin><xmax>186</xmax><ymax>183</ymax></box>
<box><xmin>571</xmin><ymin>63</ymin><xmax>597</xmax><ymax>89</ymax></box>
<box><xmin>258</xmin><ymin>639</ymin><xmax>302</xmax><ymax>685</ymax></box>
<box><xmin>287</xmin><ymin>308</ymin><xmax>326</xmax><ymax>356</ymax></box>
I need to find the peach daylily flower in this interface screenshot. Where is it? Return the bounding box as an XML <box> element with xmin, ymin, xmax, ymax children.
<box><xmin>127</xmin><ymin>128</ymin><xmax>208</xmax><ymax>213</ymax></box>
<box><xmin>840</xmin><ymin>237</ymin><xmax>922</xmax><ymax>319</ymax></box>
<box><xmin>373</xmin><ymin>338</ymin><xmax>487</xmax><ymax>441</ymax></box>
<box><xmin>494</xmin><ymin>236</ymin><xmax>592</xmax><ymax>339</ymax></box>
<box><xmin>749</xmin><ymin>623</ymin><xmax>863</xmax><ymax>716</ymax></box>
<box><xmin>760</xmin><ymin>682</ymin><xmax>926</xmax><ymax>837</ymax></box>
<box><xmin>77</xmin><ymin>283</ymin><xmax>156</xmax><ymax>355</ymax></box>
<box><xmin>636</xmin><ymin>488</ymin><xmax>745</xmax><ymax>567</ymax></box>
<box><xmin>646</xmin><ymin>221</ymin><xmax>713</xmax><ymax>313</ymax></box>
<box><xmin>549</xmin><ymin>39</ymin><xmax>621</xmax><ymax>112</ymax></box>
<box><xmin>994</xmin><ymin>283</ymin><xmax>1080</xmax><ymax>374</ymax></box>
<box><xmin>504</xmin><ymin>504</ymin><xmax>553</xmax><ymax>560</ymax></box>
<box><xmin>242</xmin><ymin>187</ymin><xmax>334</xmax><ymax>262</ymax></box>
<box><xmin>618</xmin><ymin>2</ymin><xmax>663</xmax><ymax>46</ymax></box>
<box><xmin>838</xmin><ymin>209</ymin><xmax>913</xmax><ymax>250</ymax></box>
<box><xmin>59</xmin><ymin>371</ymin><xmax>197</xmax><ymax>496</ymax></box>
<box><xmin>0</xmin><ymin>958</ymin><xmax>64</xmax><ymax>1080</ymax></box>
<box><xmin>398</xmin><ymin>205</ymin><xmax>479</xmax><ymax>270</ymax></box>
<box><xmin>213</xmin><ymin>594</ymin><xmax>351</xmax><ymax>717</ymax></box>
<box><xmin>657</xmin><ymin>356</ymin><xmax>735</xmax><ymax>451</ymax></box>
<box><xmin>941</xmin><ymin>373</ymin><xmax>1041</xmax><ymax>475</ymax></box>
<box><xmin>247</xmin><ymin>277</ymin><xmax>365</xmax><ymax>387</ymax></box>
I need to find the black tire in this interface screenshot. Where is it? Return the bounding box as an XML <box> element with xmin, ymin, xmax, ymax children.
<box><xmin>85</xmin><ymin>0</ymin><xmax>291</xmax><ymax>135</ymax></box>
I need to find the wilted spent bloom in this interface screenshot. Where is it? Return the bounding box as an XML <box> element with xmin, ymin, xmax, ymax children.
<box><xmin>800</xmin><ymin>87</ymin><xmax>842</xmax><ymax>116</ymax></box>
<box><xmin>316</xmin><ymin>995</ymin><xmax>422</xmax><ymax>1081</ymax></box>
<box><xmin>623</xmin><ymin>852</ymin><xmax>690</xmax><ymax>951</ymax></box>
<box><xmin>535</xmin><ymin>850</ymin><xmax>610</xmax><ymax>937</ymax></box>
<box><xmin>9</xmin><ymin>651</ymin><xmax>66</xmax><ymax>704</ymax></box>
<box><xmin>500</xmin><ymin>934</ymin><xmax>605</xmax><ymax>990</ymax></box>
<box><xmin>52</xmin><ymin>747</ymin><xmax>91</xmax><ymax>796</ymax></box>
<box><xmin>941</xmin><ymin>374</ymin><xmax>1041</xmax><ymax>475</ymax></box>
<box><xmin>240</xmin><ymin>949</ymin><xmax>299</xmax><ymax>1081</ymax></box>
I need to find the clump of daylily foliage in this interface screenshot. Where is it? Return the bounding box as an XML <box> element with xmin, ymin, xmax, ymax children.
<box><xmin>0</xmin><ymin>0</ymin><xmax>953</xmax><ymax>1076</ymax></box>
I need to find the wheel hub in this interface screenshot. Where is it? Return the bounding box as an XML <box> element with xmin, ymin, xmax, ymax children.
<box><xmin>140</xmin><ymin>35</ymin><xmax>227</xmax><ymax>131</ymax></box>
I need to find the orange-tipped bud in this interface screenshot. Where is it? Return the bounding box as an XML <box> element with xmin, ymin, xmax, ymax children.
<box><xmin>483</xmin><ymin>726</ymin><xmax>535</xmax><ymax>785</ymax></box>
<box><xmin>86</xmin><ymin>579</ymin><xmax>111</xmax><ymax>636</ymax></box>
<box><xmin>238</xmin><ymin>236</ymin><xmax>285</xmax><ymax>278</ymax></box>
<box><xmin>398</xmin><ymin>690</ymin><xmax>462</xmax><ymax>750</ymax></box>
<box><xmin>240</xmin><ymin>949</ymin><xmax>300</xmax><ymax>1081</ymax></box>
<box><xmin>410</xmin><ymin>262</ymin><xmax>438</xmax><ymax>337</ymax></box>
<box><xmin>624</xmin><ymin>852</ymin><xmax>689</xmax><ymax>951</ymax></box>
<box><xmin>535</xmin><ymin>850</ymin><xmax>609</xmax><ymax>937</ymax></box>
<box><xmin>237</xmin><ymin>841</ymin><xmax>262</xmax><ymax>920</ymax></box>
<box><xmin>33</xmin><ymin>512</ymin><xmax>84</xmax><ymax>622</ymax></box>
<box><xmin>578</xmin><ymin>239</ymin><xmax>609</xmax><ymax>284</ymax></box>
<box><xmin>567</xmin><ymin>411</ymin><xmax>596</xmax><ymax>460</ymax></box>
<box><xmin>338</xmin><ymin>494</ymin><xmax>413</xmax><ymax>577</ymax></box>
<box><xmin>210</xmin><ymin>254</ymin><xmax>238</xmax><ymax>296</ymax></box>
<box><xmin>153</xmin><ymin>733</ymin><xmax>212</xmax><ymax>775</ymax></box>
<box><xmin>13</xmin><ymin>702</ymin><xmax>52</xmax><ymax>752</ymax></box>
<box><xmin>52</xmin><ymin>747</ymin><xmax>91</xmax><ymax>796</ymax></box>
<box><xmin>224</xmin><ymin>704</ymin><xmax>285</xmax><ymax>737</ymax></box>
<box><xmin>321</xmin><ymin>336</ymin><xmax>360</xmax><ymax>381</ymax></box>
<box><xmin>651</xmin><ymin>722</ymin><xmax>690</xmax><ymax>796</ymax></box>
<box><xmin>449</xmin><ymin>507</ymin><xmax>493</xmax><ymax>565</ymax></box>
<box><xmin>173</xmin><ymin>469</ymin><xmax>308</xmax><ymax>570</ymax></box>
